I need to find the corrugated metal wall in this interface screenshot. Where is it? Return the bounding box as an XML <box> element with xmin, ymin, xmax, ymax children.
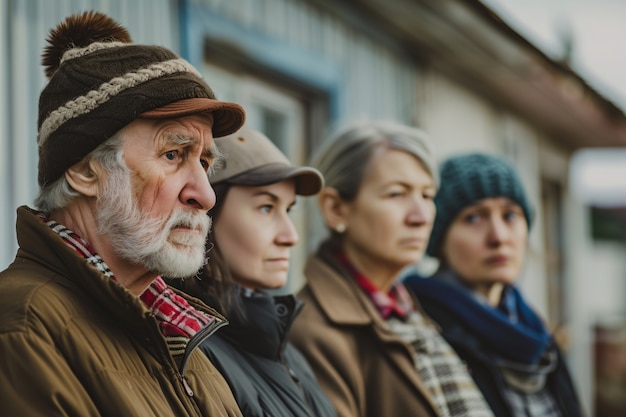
<box><xmin>0</xmin><ymin>0</ymin><xmax>10</xmax><ymax>270</ymax></box>
<box><xmin>0</xmin><ymin>0</ymin><xmax>178</xmax><ymax>269</ymax></box>
<box><xmin>190</xmin><ymin>0</ymin><xmax>419</xmax><ymax>126</ymax></box>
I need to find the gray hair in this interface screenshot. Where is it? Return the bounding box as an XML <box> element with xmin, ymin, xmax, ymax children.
<box><xmin>312</xmin><ymin>121</ymin><xmax>439</xmax><ymax>202</ymax></box>
<box><xmin>34</xmin><ymin>130</ymin><xmax>126</xmax><ymax>213</ymax></box>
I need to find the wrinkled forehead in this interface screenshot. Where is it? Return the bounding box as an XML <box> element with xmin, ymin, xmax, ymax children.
<box><xmin>117</xmin><ymin>115</ymin><xmax>217</xmax><ymax>159</ymax></box>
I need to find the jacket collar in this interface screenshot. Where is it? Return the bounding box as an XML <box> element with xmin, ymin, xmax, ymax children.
<box><xmin>304</xmin><ymin>240</ymin><xmax>438</xmax><ymax>330</ymax></box>
<box><xmin>218</xmin><ymin>292</ymin><xmax>302</xmax><ymax>360</ymax></box>
<box><xmin>15</xmin><ymin>206</ymin><xmax>224</xmax><ymax>336</ymax></box>
<box><xmin>304</xmin><ymin>252</ymin><xmax>376</xmax><ymax>326</ymax></box>
<box><xmin>16</xmin><ymin>207</ymin><xmax>142</xmax><ymax>318</ymax></box>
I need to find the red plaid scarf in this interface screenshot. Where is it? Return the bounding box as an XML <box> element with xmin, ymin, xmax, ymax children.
<box><xmin>140</xmin><ymin>277</ymin><xmax>213</xmax><ymax>339</ymax></box>
<box><xmin>42</xmin><ymin>214</ymin><xmax>214</xmax><ymax>342</ymax></box>
<box><xmin>336</xmin><ymin>251</ymin><xmax>414</xmax><ymax>320</ymax></box>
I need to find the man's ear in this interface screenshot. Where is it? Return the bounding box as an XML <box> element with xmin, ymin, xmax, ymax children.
<box><xmin>65</xmin><ymin>159</ymin><xmax>102</xmax><ymax>198</ymax></box>
<box><xmin>318</xmin><ymin>187</ymin><xmax>349</xmax><ymax>232</ymax></box>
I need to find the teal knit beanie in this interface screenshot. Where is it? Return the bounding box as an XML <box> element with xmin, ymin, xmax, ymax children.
<box><xmin>426</xmin><ymin>153</ymin><xmax>533</xmax><ymax>258</ymax></box>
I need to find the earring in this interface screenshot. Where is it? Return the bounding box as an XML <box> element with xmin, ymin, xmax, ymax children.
<box><xmin>335</xmin><ymin>223</ymin><xmax>346</xmax><ymax>233</ymax></box>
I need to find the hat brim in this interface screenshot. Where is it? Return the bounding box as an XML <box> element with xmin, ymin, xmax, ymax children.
<box><xmin>223</xmin><ymin>163</ymin><xmax>324</xmax><ymax>196</ymax></box>
<box><xmin>141</xmin><ymin>98</ymin><xmax>245</xmax><ymax>138</ymax></box>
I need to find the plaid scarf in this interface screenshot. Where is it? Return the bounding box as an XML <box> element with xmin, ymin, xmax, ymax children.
<box><xmin>141</xmin><ymin>277</ymin><xmax>217</xmax><ymax>356</ymax></box>
<box><xmin>43</xmin><ymin>214</ymin><xmax>115</xmax><ymax>280</ymax></box>
<box><xmin>42</xmin><ymin>214</ymin><xmax>218</xmax><ymax>357</ymax></box>
<box><xmin>388</xmin><ymin>312</ymin><xmax>494</xmax><ymax>417</ymax></box>
<box><xmin>336</xmin><ymin>251</ymin><xmax>413</xmax><ymax>320</ymax></box>
<box><xmin>503</xmin><ymin>385</ymin><xmax>561</xmax><ymax>417</ymax></box>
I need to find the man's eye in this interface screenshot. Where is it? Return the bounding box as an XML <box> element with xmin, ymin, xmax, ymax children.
<box><xmin>165</xmin><ymin>150</ymin><xmax>178</xmax><ymax>161</ymax></box>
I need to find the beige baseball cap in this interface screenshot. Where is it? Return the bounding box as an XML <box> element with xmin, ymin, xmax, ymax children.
<box><xmin>210</xmin><ymin>128</ymin><xmax>324</xmax><ymax>196</ymax></box>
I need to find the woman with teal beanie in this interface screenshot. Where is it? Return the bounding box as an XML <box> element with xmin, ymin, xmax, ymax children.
<box><xmin>404</xmin><ymin>153</ymin><xmax>582</xmax><ymax>417</ymax></box>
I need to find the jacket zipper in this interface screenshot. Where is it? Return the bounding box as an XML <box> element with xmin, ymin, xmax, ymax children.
<box><xmin>280</xmin><ymin>356</ymin><xmax>318</xmax><ymax>416</ymax></box>
<box><xmin>276</xmin><ymin>297</ymin><xmax>317</xmax><ymax>415</ymax></box>
<box><xmin>178</xmin><ymin>316</ymin><xmax>229</xmax><ymax>397</ymax></box>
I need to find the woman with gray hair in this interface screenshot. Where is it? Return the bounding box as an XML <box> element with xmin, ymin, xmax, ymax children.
<box><xmin>290</xmin><ymin>121</ymin><xmax>493</xmax><ymax>417</ymax></box>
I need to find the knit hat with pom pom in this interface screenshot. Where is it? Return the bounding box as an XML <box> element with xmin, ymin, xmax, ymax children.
<box><xmin>37</xmin><ymin>11</ymin><xmax>245</xmax><ymax>187</ymax></box>
<box><xmin>426</xmin><ymin>152</ymin><xmax>533</xmax><ymax>258</ymax></box>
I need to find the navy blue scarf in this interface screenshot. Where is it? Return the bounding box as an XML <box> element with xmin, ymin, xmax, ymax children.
<box><xmin>406</xmin><ymin>273</ymin><xmax>551</xmax><ymax>364</ymax></box>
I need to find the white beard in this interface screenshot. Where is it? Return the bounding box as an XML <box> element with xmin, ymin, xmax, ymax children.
<box><xmin>95</xmin><ymin>166</ymin><xmax>211</xmax><ymax>278</ymax></box>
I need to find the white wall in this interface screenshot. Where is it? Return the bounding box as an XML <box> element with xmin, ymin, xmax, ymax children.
<box><xmin>563</xmin><ymin>197</ymin><xmax>595</xmax><ymax>415</ymax></box>
<box><xmin>416</xmin><ymin>72</ymin><xmax>500</xmax><ymax>159</ymax></box>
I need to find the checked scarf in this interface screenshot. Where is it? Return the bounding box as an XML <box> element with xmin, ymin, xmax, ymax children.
<box><xmin>388</xmin><ymin>313</ymin><xmax>494</xmax><ymax>417</ymax></box>
<box><xmin>43</xmin><ymin>215</ymin><xmax>218</xmax><ymax>357</ymax></box>
<box><xmin>336</xmin><ymin>251</ymin><xmax>493</xmax><ymax>417</ymax></box>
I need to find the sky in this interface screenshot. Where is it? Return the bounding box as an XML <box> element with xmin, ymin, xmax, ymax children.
<box><xmin>481</xmin><ymin>0</ymin><xmax>626</xmax><ymax>112</ymax></box>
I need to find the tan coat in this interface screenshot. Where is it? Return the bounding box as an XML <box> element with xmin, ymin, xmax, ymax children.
<box><xmin>290</xmin><ymin>243</ymin><xmax>441</xmax><ymax>417</ymax></box>
<box><xmin>0</xmin><ymin>206</ymin><xmax>242</xmax><ymax>417</ymax></box>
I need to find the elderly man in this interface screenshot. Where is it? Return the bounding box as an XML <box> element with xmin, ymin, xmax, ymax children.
<box><xmin>0</xmin><ymin>11</ymin><xmax>246</xmax><ymax>417</ymax></box>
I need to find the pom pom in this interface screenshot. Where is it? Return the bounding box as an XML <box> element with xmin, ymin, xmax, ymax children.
<box><xmin>42</xmin><ymin>11</ymin><xmax>132</xmax><ymax>79</ymax></box>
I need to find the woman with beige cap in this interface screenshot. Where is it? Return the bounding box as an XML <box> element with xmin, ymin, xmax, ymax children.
<box><xmin>289</xmin><ymin>121</ymin><xmax>494</xmax><ymax>417</ymax></box>
<box><xmin>172</xmin><ymin>128</ymin><xmax>337</xmax><ymax>417</ymax></box>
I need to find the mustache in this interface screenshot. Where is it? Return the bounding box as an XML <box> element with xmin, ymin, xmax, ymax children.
<box><xmin>168</xmin><ymin>210</ymin><xmax>212</xmax><ymax>233</ymax></box>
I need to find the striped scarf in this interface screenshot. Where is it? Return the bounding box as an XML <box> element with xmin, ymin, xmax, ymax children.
<box><xmin>42</xmin><ymin>215</ymin><xmax>218</xmax><ymax>357</ymax></box>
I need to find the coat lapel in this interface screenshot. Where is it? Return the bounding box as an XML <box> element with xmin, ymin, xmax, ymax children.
<box><xmin>304</xmin><ymin>255</ymin><xmax>441</xmax><ymax>415</ymax></box>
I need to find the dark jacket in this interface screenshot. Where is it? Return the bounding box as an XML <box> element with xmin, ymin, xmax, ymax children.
<box><xmin>193</xmin><ymin>291</ymin><xmax>337</xmax><ymax>417</ymax></box>
<box><xmin>290</xmin><ymin>242</ymin><xmax>441</xmax><ymax>417</ymax></box>
<box><xmin>0</xmin><ymin>206</ymin><xmax>243</xmax><ymax>417</ymax></box>
<box><xmin>404</xmin><ymin>274</ymin><xmax>583</xmax><ymax>417</ymax></box>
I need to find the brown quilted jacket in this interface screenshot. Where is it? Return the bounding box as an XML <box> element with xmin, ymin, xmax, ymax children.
<box><xmin>0</xmin><ymin>206</ymin><xmax>243</xmax><ymax>417</ymax></box>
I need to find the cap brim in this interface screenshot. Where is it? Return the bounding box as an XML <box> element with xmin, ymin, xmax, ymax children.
<box><xmin>141</xmin><ymin>98</ymin><xmax>245</xmax><ymax>138</ymax></box>
<box><xmin>224</xmin><ymin>163</ymin><xmax>324</xmax><ymax>196</ymax></box>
